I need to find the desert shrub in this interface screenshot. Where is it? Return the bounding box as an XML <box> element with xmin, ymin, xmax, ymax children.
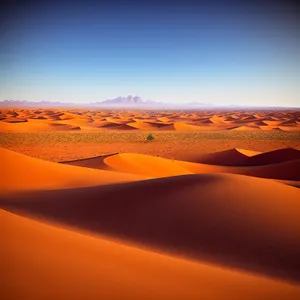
<box><xmin>147</xmin><ymin>133</ymin><xmax>154</xmax><ymax>141</ymax></box>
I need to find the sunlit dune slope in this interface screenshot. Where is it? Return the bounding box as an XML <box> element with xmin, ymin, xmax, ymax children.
<box><xmin>61</xmin><ymin>150</ymin><xmax>300</xmax><ymax>181</ymax></box>
<box><xmin>235</xmin><ymin>148</ymin><xmax>262</xmax><ymax>157</ymax></box>
<box><xmin>2</xmin><ymin>209</ymin><xmax>300</xmax><ymax>300</ymax></box>
<box><xmin>2</xmin><ymin>173</ymin><xmax>299</xmax><ymax>281</ymax></box>
<box><xmin>104</xmin><ymin>153</ymin><xmax>192</xmax><ymax>177</ymax></box>
<box><xmin>0</xmin><ymin>148</ymin><xmax>147</xmax><ymax>195</ymax></box>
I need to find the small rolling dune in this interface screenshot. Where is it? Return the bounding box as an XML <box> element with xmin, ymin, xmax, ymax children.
<box><xmin>1</xmin><ymin>108</ymin><xmax>299</xmax><ymax>132</ymax></box>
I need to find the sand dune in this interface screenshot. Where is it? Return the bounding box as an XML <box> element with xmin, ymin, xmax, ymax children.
<box><xmin>187</xmin><ymin>148</ymin><xmax>250</xmax><ymax>166</ymax></box>
<box><xmin>104</xmin><ymin>153</ymin><xmax>191</xmax><ymax>177</ymax></box>
<box><xmin>232</xmin><ymin>159</ymin><xmax>300</xmax><ymax>181</ymax></box>
<box><xmin>173</xmin><ymin>122</ymin><xmax>222</xmax><ymax>131</ymax></box>
<box><xmin>246</xmin><ymin>147</ymin><xmax>300</xmax><ymax>166</ymax></box>
<box><xmin>2</xmin><ymin>109</ymin><xmax>300</xmax><ymax>300</ymax></box>
<box><xmin>128</xmin><ymin>121</ymin><xmax>174</xmax><ymax>130</ymax></box>
<box><xmin>235</xmin><ymin>148</ymin><xmax>262</xmax><ymax>157</ymax></box>
<box><xmin>2</xmin><ymin>173</ymin><xmax>299</xmax><ymax>282</ymax></box>
<box><xmin>0</xmin><ymin>148</ymin><xmax>147</xmax><ymax>195</ymax></box>
<box><xmin>180</xmin><ymin>158</ymin><xmax>300</xmax><ymax>181</ymax></box>
<box><xmin>48</xmin><ymin>123</ymin><xmax>81</xmax><ymax>131</ymax></box>
<box><xmin>232</xmin><ymin>125</ymin><xmax>260</xmax><ymax>131</ymax></box>
<box><xmin>61</xmin><ymin>149</ymin><xmax>300</xmax><ymax>181</ymax></box>
<box><xmin>183</xmin><ymin>147</ymin><xmax>300</xmax><ymax>167</ymax></box>
<box><xmin>2</xmin><ymin>209</ymin><xmax>300</xmax><ymax>300</ymax></box>
<box><xmin>61</xmin><ymin>153</ymin><xmax>117</xmax><ymax>171</ymax></box>
<box><xmin>1</xmin><ymin>108</ymin><xmax>299</xmax><ymax>132</ymax></box>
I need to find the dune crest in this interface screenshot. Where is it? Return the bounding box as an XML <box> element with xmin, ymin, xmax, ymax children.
<box><xmin>0</xmin><ymin>148</ymin><xmax>147</xmax><ymax>195</ymax></box>
<box><xmin>104</xmin><ymin>153</ymin><xmax>191</xmax><ymax>177</ymax></box>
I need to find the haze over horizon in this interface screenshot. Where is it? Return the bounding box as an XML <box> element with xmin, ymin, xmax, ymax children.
<box><xmin>1</xmin><ymin>0</ymin><xmax>299</xmax><ymax>107</ymax></box>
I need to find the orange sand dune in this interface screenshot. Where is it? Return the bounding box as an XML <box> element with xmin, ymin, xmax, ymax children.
<box><xmin>275</xmin><ymin>180</ymin><xmax>300</xmax><ymax>188</ymax></box>
<box><xmin>55</xmin><ymin>118</ymin><xmax>94</xmax><ymax>126</ymax></box>
<box><xmin>186</xmin><ymin>148</ymin><xmax>250</xmax><ymax>166</ymax></box>
<box><xmin>61</xmin><ymin>153</ymin><xmax>117</xmax><ymax>171</ymax></box>
<box><xmin>104</xmin><ymin>153</ymin><xmax>191</xmax><ymax>177</ymax></box>
<box><xmin>93</xmin><ymin>120</ymin><xmax>137</xmax><ymax>130</ymax></box>
<box><xmin>246</xmin><ymin>147</ymin><xmax>300</xmax><ymax>166</ymax></box>
<box><xmin>1</xmin><ymin>108</ymin><xmax>299</xmax><ymax>132</ymax></box>
<box><xmin>173</xmin><ymin>122</ymin><xmax>222</xmax><ymax>131</ymax></box>
<box><xmin>230</xmin><ymin>159</ymin><xmax>300</xmax><ymax>181</ymax></box>
<box><xmin>232</xmin><ymin>125</ymin><xmax>260</xmax><ymax>131</ymax></box>
<box><xmin>182</xmin><ymin>147</ymin><xmax>300</xmax><ymax>167</ymax></box>
<box><xmin>61</xmin><ymin>149</ymin><xmax>300</xmax><ymax>181</ymax></box>
<box><xmin>2</xmin><ymin>209</ymin><xmax>300</xmax><ymax>300</ymax></box>
<box><xmin>0</xmin><ymin>119</ymin><xmax>51</xmax><ymax>132</ymax></box>
<box><xmin>179</xmin><ymin>159</ymin><xmax>300</xmax><ymax>181</ymax></box>
<box><xmin>0</xmin><ymin>148</ymin><xmax>147</xmax><ymax>195</ymax></box>
<box><xmin>235</xmin><ymin>148</ymin><xmax>262</xmax><ymax>156</ymax></box>
<box><xmin>48</xmin><ymin>123</ymin><xmax>81</xmax><ymax>131</ymax></box>
<box><xmin>279</xmin><ymin>126</ymin><xmax>300</xmax><ymax>132</ymax></box>
<box><xmin>2</xmin><ymin>173</ymin><xmax>299</xmax><ymax>281</ymax></box>
<box><xmin>128</xmin><ymin>121</ymin><xmax>174</xmax><ymax>130</ymax></box>
<box><xmin>1</xmin><ymin>117</ymin><xmax>28</xmax><ymax>123</ymax></box>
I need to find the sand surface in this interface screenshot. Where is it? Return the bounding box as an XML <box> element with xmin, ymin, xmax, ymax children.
<box><xmin>2</xmin><ymin>209</ymin><xmax>300</xmax><ymax>300</ymax></box>
<box><xmin>1</xmin><ymin>108</ymin><xmax>299</xmax><ymax>132</ymax></box>
<box><xmin>1</xmin><ymin>108</ymin><xmax>300</xmax><ymax>299</ymax></box>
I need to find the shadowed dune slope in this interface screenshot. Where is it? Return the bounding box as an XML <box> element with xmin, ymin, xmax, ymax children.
<box><xmin>0</xmin><ymin>148</ymin><xmax>147</xmax><ymax>195</ymax></box>
<box><xmin>2</xmin><ymin>209</ymin><xmax>300</xmax><ymax>300</ymax></box>
<box><xmin>183</xmin><ymin>148</ymin><xmax>250</xmax><ymax>166</ymax></box>
<box><xmin>246</xmin><ymin>148</ymin><xmax>300</xmax><ymax>166</ymax></box>
<box><xmin>1</xmin><ymin>174</ymin><xmax>299</xmax><ymax>282</ymax></box>
<box><xmin>178</xmin><ymin>159</ymin><xmax>300</xmax><ymax>181</ymax></box>
<box><xmin>60</xmin><ymin>153</ymin><xmax>118</xmax><ymax>171</ymax></box>
<box><xmin>184</xmin><ymin>147</ymin><xmax>300</xmax><ymax>166</ymax></box>
<box><xmin>230</xmin><ymin>159</ymin><xmax>300</xmax><ymax>181</ymax></box>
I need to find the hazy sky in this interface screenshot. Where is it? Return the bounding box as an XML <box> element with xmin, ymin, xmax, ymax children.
<box><xmin>1</xmin><ymin>0</ymin><xmax>299</xmax><ymax>106</ymax></box>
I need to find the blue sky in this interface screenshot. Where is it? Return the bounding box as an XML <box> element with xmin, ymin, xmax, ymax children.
<box><xmin>0</xmin><ymin>0</ymin><xmax>299</xmax><ymax>106</ymax></box>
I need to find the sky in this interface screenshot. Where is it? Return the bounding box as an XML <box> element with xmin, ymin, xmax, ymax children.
<box><xmin>0</xmin><ymin>0</ymin><xmax>299</xmax><ymax>106</ymax></box>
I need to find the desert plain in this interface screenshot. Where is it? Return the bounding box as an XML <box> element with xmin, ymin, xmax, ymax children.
<box><xmin>1</xmin><ymin>108</ymin><xmax>300</xmax><ymax>300</ymax></box>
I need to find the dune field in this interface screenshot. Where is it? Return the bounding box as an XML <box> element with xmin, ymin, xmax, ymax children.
<box><xmin>1</xmin><ymin>108</ymin><xmax>299</xmax><ymax>132</ymax></box>
<box><xmin>1</xmin><ymin>108</ymin><xmax>300</xmax><ymax>299</ymax></box>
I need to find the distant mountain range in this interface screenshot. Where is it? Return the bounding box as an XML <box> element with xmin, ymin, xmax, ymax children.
<box><xmin>92</xmin><ymin>95</ymin><xmax>163</xmax><ymax>107</ymax></box>
<box><xmin>0</xmin><ymin>96</ymin><xmax>164</xmax><ymax>108</ymax></box>
<box><xmin>0</xmin><ymin>97</ymin><xmax>295</xmax><ymax>109</ymax></box>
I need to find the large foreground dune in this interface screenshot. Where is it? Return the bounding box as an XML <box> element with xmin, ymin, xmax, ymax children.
<box><xmin>1</xmin><ymin>145</ymin><xmax>300</xmax><ymax>299</ymax></box>
<box><xmin>2</xmin><ymin>209</ymin><xmax>300</xmax><ymax>300</ymax></box>
<box><xmin>2</xmin><ymin>173</ymin><xmax>300</xmax><ymax>282</ymax></box>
